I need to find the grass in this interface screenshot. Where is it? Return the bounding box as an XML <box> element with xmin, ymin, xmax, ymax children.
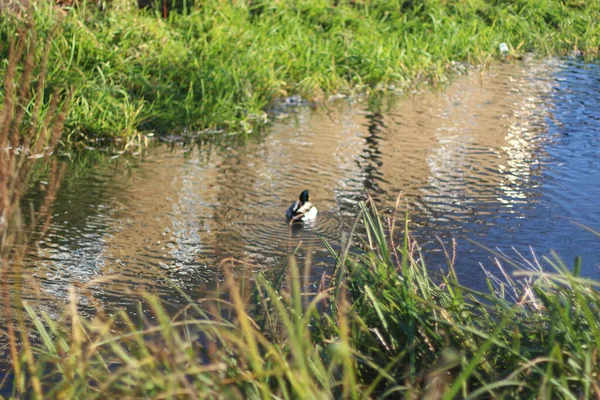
<box><xmin>0</xmin><ymin>15</ymin><xmax>69</xmax><ymax>245</ymax></box>
<box><xmin>2</xmin><ymin>1</ymin><xmax>600</xmax><ymax>398</ymax></box>
<box><xmin>2</xmin><ymin>197</ymin><xmax>600</xmax><ymax>398</ymax></box>
<box><xmin>1</xmin><ymin>0</ymin><xmax>600</xmax><ymax>144</ymax></box>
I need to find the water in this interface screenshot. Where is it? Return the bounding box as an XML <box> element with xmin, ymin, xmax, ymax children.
<box><xmin>14</xmin><ymin>58</ymin><xmax>600</xmax><ymax>314</ymax></box>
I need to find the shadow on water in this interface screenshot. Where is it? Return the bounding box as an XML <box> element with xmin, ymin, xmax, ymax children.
<box><xmin>3</xmin><ymin>59</ymin><xmax>600</xmax><ymax>381</ymax></box>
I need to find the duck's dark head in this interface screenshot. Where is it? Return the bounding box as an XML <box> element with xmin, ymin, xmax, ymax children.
<box><xmin>299</xmin><ymin>190</ymin><xmax>310</xmax><ymax>204</ymax></box>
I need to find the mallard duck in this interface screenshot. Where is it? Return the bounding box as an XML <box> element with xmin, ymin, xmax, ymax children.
<box><xmin>286</xmin><ymin>190</ymin><xmax>318</xmax><ymax>222</ymax></box>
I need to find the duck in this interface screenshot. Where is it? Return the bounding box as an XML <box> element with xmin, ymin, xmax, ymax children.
<box><xmin>286</xmin><ymin>190</ymin><xmax>318</xmax><ymax>222</ymax></box>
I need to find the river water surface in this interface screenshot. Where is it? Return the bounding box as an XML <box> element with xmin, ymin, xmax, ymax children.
<box><xmin>16</xmin><ymin>58</ymin><xmax>600</xmax><ymax>314</ymax></box>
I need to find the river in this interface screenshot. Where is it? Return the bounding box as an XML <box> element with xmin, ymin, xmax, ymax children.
<box><xmin>14</xmin><ymin>57</ymin><xmax>600</xmax><ymax>316</ymax></box>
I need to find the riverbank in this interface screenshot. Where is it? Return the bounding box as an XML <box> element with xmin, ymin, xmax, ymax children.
<box><xmin>1</xmin><ymin>0</ymin><xmax>599</xmax><ymax>145</ymax></box>
<box><xmin>4</xmin><ymin>200</ymin><xmax>599</xmax><ymax>398</ymax></box>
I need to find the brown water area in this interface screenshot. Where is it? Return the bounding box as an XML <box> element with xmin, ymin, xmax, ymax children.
<box><xmin>11</xmin><ymin>58</ymin><xmax>600</xmax><ymax>317</ymax></box>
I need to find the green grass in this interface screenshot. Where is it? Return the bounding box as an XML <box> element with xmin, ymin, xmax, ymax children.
<box><xmin>2</xmin><ymin>1</ymin><xmax>600</xmax><ymax>397</ymax></box>
<box><xmin>3</xmin><ymin>199</ymin><xmax>600</xmax><ymax>398</ymax></box>
<box><xmin>1</xmin><ymin>0</ymin><xmax>600</xmax><ymax>144</ymax></box>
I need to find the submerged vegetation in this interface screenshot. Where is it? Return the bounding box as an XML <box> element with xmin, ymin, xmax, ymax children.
<box><xmin>1</xmin><ymin>0</ymin><xmax>600</xmax><ymax>143</ymax></box>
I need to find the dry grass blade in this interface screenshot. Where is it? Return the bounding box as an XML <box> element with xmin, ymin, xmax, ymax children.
<box><xmin>0</xmin><ymin>9</ymin><xmax>70</xmax><ymax>399</ymax></box>
<box><xmin>0</xmin><ymin>11</ymin><xmax>69</xmax><ymax>237</ymax></box>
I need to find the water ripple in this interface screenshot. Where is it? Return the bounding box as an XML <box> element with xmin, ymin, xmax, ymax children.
<box><xmin>15</xmin><ymin>57</ymin><xmax>600</xmax><ymax>311</ymax></box>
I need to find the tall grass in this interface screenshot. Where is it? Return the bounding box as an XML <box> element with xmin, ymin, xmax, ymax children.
<box><xmin>0</xmin><ymin>12</ymin><xmax>69</xmax><ymax>233</ymax></box>
<box><xmin>0</xmin><ymin>11</ymin><xmax>70</xmax><ymax>398</ymax></box>
<box><xmin>1</xmin><ymin>0</ymin><xmax>599</xmax><ymax>142</ymax></box>
<box><xmin>3</xmin><ymin>197</ymin><xmax>599</xmax><ymax>398</ymax></box>
<box><xmin>325</xmin><ymin>200</ymin><xmax>600</xmax><ymax>398</ymax></box>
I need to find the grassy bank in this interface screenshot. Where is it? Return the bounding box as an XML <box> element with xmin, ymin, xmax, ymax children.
<box><xmin>1</xmin><ymin>0</ymin><xmax>600</xmax><ymax>144</ymax></box>
<box><xmin>2</xmin><ymin>200</ymin><xmax>599</xmax><ymax>398</ymax></box>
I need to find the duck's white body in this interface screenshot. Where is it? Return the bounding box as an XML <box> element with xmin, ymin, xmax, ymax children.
<box><xmin>286</xmin><ymin>200</ymin><xmax>318</xmax><ymax>222</ymax></box>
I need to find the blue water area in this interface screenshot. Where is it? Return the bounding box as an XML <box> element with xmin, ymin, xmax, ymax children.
<box><xmin>438</xmin><ymin>58</ymin><xmax>600</xmax><ymax>289</ymax></box>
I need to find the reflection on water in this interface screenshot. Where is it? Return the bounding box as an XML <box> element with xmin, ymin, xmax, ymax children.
<box><xmin>15</xmin><ymin>58</ymin><xmax>600</xmax><ymax>312</ymax></box>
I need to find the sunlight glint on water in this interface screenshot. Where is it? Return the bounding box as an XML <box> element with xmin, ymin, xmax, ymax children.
<box><xmin>20</xmin><ymin>58</ymin><xmax>600</xmax><ymax>311</ymax></box>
